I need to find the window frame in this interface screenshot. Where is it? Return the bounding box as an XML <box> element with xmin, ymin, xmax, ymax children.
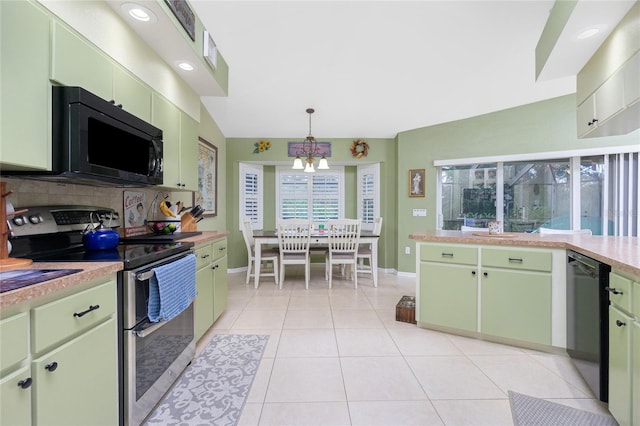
<box><xmin>357</xmin><ymin>163</ymin><xmax>380</xmax><ymax>231</ymax></box>
<box><xmin>239</xmin><ymin>163</ymin><xmax>264</xmax><ymax>230</ymax></box>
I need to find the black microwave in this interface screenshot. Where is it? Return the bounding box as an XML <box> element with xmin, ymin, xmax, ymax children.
<box><xmin>4</xmin><ymin>86</ymin><xmax>163</xmax><ymax>187</ymax></box>
<box><xmin>52</xmin><ymin>86</ymin><xmax>163</xmax><ymax>186</ymax></box>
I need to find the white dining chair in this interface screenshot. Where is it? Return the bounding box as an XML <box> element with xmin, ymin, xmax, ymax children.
<box><xmin>277</xmin><ymin>219</ymin><xmax>312</xmax><ymax>289</ymax></box>
<box><xmin>539</xmin><ymin>227</ymin><xmax>593</xmax><ymax>235</ymax></box>
<box><xmin>241</xmin><ymin>217</ymin><xmax>279</xmax><ymax>288</ymax></box>
<box><xmin>356</xmin><ymin>217</ymin><xmax>382</xmax><ymax>286</ymax></box>
<box><xmin>325</xmin><ymin>219</ymin><xmax>361</xmax><ymax>289</ymax></box>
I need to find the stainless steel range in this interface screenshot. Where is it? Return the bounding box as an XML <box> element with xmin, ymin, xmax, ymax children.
<box><xmin>8</xmin><ymin>205</ymin><xmax>197</xmax><ymax>426</ymax></box>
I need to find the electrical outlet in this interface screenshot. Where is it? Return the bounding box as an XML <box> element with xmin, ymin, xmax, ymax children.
<box><xmin>405</xmin><ymin>246</ymin><xmax>411</xmax><ymax>255</ymax></box>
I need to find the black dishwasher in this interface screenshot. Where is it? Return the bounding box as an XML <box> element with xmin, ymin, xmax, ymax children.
<box><xmin>566</xmin><ymin>250</ymin><xmax>611</xmax><ymax>402</ymax></box>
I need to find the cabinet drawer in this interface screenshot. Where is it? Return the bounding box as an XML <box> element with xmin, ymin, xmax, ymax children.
<box><xmin>0</xmin><ymin>313</ymin><xmax>28</xmax><ymax>372</ymax></box>
<box><xmin>609</xmin><ymin>272</ymin><xmax>632</xmax><ymax>313</ymax></box>
<box><xmin>481</xmin><ymin>248</ymin><xmax>551</xmax><ymax>272</ymax></box>
<box><xmin>420</xmin><ymin>244</ymin><xmax>477</xmax><ymax>265</ymax></box>
<box><xmin>195</xmin><ymin>244</ymin><xmax>213</xmax><ymax>269</ymax></box>
<box><xmin>32</xmin><ymin>280</ymin><xmax>116</xmax><ymax>354</ymax></box>
<box><xmin>212</xmin><ymin>239</ymin><xmax>228</xmax><ymax>261</ymax></box>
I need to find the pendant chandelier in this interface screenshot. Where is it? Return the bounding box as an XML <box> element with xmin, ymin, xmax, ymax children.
<box><xmin>292</xmin><ymin>108</ymin><xmax>329</xmax><ymax>173</ymax></box>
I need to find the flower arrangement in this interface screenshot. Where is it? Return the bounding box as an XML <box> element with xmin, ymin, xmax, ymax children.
<box><xmin>350</xmin><ymin>139</ymin><xmax>369</xmax><ymax>158</ymax></box>
<box><xmin>253</xmin><ymin>140</ymin><xmax>271</xmax><ymax>153</ymax></box>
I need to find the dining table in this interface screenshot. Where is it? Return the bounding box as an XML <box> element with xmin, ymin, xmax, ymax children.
<box><xmin>252</xmin><ymin>230</ymin><xmax>381</xmax><ymax>288</ymax></box>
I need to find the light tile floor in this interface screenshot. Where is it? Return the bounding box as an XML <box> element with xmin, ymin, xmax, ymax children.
<box><xmin>197</xmin><ymin>264</ymin><xmax>611</xmax><ymax>426</ymax></box>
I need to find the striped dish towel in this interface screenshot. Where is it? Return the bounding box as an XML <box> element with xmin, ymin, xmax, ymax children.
<box><xmin>148</xmin><ymin>253</ymin><xmax>197</xmax><ymax>322</ymax></box>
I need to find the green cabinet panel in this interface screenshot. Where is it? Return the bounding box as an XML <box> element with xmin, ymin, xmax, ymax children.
<box><xmin>113</xmin><ymin>66</ymin><xmax>151</xmax><ymax>122</ymax></box>
<box><xmin>195</xmin><ymin>265</ymin><xmax>214</xmax><ymax>341</ymax></box>
<box><xmin>420</xmin><ymin>244</ymin><xmax>477</xmax><ymax>265</ymax></box>
<box><xmin>0</xmin><ymin>312</ymin><xmax>28</xmax><ymax>373</ymax></box>
<box><xmin>212</xmin><ymin>238</ymin><xmax>228</xmax><ymax>261</ymax></box>
<box><xmin>633</xmin><ymin>321</ymin><xmax>640</xmax><ymax>426</ymax></box>
<box><xmin>51</xmin><ymin>22</ymin><xmax>112</xmax><ymax>100</ymax></box>
<box><xmin>0</xmin><ymin>0</ymin><xmax>51</xmax><ymax>170</ymax></box>
<box><xmin>213</xmin><ymin>255</ymin><xmax>228</xmax><ymax>322</ymax></box>
<box><xmin>608</xmin><ymin>306</ymin><xmax>632</xmax><ymax>426</ymax></box>
<box><xmin>195</xmin><ymin>244</ymin><xmax>213</xmax><ymax>270</ymax></box>
<box><xmin>31</xmin><ymin>280</ymin><xmax>116</xmax><ymax>354</ymax></box>
<box><xmin>0</xmin><ymin>365</ymin><xmax>32</xmax><ymax>426</ymax></box>
<box><xmin>609</xmin><ymin>272</ymin><xmax>632</xmax><ymax>313</ymax></box>
<box><xmin>179</xmin><ymin>112</ymin><xmax>199</xmax><ymax>191</ymax></box>
<box><xmin>151</xmin><ymin>94</ymin><xmax>180</xmax><ymax>188</ymax></box>
<box><xmin>481</xmin><ymin>268</ymin><xmax>551</xmax><ymax>345</ymax></box>
<box><xmin>419</xmin><ymin>262</ymin><xmax>477</xmax><ymax>331</ymax></box>
<box><xmin>481</xmin><ymin>247</ymin><xmax>552</xmax><ymax>272</ymax></box>
<box><xmin>32</xmin><ymin>318</ymin><xmax>118</xmax><ymax>426</ymax></box>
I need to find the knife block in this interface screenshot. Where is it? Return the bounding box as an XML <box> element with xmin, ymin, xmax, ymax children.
<box><xmin>180</xmin><ymin>213</ymin><xmax>197</xmax><ymax>232</ymax></box>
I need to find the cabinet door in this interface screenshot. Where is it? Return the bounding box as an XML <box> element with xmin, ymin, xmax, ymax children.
<box><xmin>481</xmin><ymin>268</ymin><xmax>551</xmax><ymax>345</ymax></box>
<box><xmin>0</xmin><ymin>365</ymin><xmax>32</xmax><ymax>426</ymax></box>
<box><xmin>152</xmin><ymin>94</ymin><xmax>180</xmax><ymax>189</ymax></box>
<box><xmin>0</xmin><ymin>0</ymin><xmax>51</xmax><ymax>170</ymax></box>
<box><xmin>213</xmin><ymin>255</ymin><xmax>228</xmax><ymax>322</ymax></box>
<box><xmin>633</xmin><ymin>321</ymin><xmax>640</xmax><ymax>426</ymax></box>
<box><xmin>113</xmin><ymin>66</ymin><xmax>151</xmax><ymax>122</ymax></box>
<box><xmin>32</xmin><ymin>318</ymin><xmax>118</xmax><ymax>426</ymax></box>
<box><xmin>51</xmin><ymin>22</ymin><xmax>113</xmax><ymax>100</ymax></box>
<box><xmin>595</xmin><ymin>71</ymin><xmax>625</xmax><ymax>126</ymax></box>
<box><xmin>179</xmin><ymin>112</ymin><xmax>199</xmax><ymax>191</ymax></box>
<box><xmin>623</xmin><ymin>52</ymin><xmax>640</xmax><ymax>107</ymax></box>
<box><xmin>195</xmin><ymin>265</ymin><xmax>214</xmax><ymax>341</ymax></box>
<box><xmin>419</xmin><ymin>262</ymin><xmax>477</xmax><ymax>331</ymax></box>
<box><xmin>608</xmin><ymin>306</ymin><xmax>632</xmax><ymax>426</ymax></box>
<box><xmin>577</xmin><ymin>95</ymin><xmax>597</xmax><ymax>137</ymax></box>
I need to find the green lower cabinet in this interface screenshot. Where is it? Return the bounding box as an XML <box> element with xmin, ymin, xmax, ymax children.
<box><xmin>0</xmin><ymin>365</ymin><xmax>32</xmax><ymax>426</ymax></box>
<box><xmin>32</xmin><ymin>318</ymin><xmax>118</xmax><ymax>426</ymax></box>
<box><xmin>420</xmin><ymin>262</ymin><xmax>477</xmax><ymax>331</ymax></box>
<box><xmin>608</xmin><ymin>306</ymin><xmax>632</xmax><ymax>426</ymax></box>
<box><xmin>213</xmin><ymin>255</ymin><xmax>228</xmax><ymax>322</ymax></box>
<box><xmin>633</xmin><ymin>321</ymin><xmax>640</xmax><ymax>426</ymax></box>
<box><xmin>480</xmin><ymin>268</ymin><xmax>551</xmax><ymax>345</ymax></box>
<box><xmin>195</xmin><ymin>265</ymin><xmax>215</xmax><ymax>341</ymax></box>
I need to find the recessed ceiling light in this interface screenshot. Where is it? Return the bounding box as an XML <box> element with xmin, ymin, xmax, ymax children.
<box><xmin>577</xmin><ymin>25</ymin><xmax>606</xmax><ymax>40</ymax></box>
<box><xmin>121</xmin><ymin>3</ymin><xmax>157</xmax><ymax>23</ymax></box>
<box><xmin>177</xmin><ymin>61</ymin><xmax>196</xmax><ymax>71</ymax></box>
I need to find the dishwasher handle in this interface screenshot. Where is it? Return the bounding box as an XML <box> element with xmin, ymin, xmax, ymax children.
<box><xmin>568</xmin><ymin>253</ymin><xmax>597</xmax><ymax>279</ymax></box>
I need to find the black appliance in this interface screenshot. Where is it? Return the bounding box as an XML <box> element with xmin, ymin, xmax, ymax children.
<box><xmin>3</xmin><ymin>86</ymin><xmax>163</xmax><ymax>187</ymax></box>
<box><xmin>566</xmin><ymin>250</ymin><xmax>611</xmax><ymax>402</ymax></box>
<box><xmin>8</xmin><ymin>205</ymin><xmax>196</xmax><ymax>426</ymax></box>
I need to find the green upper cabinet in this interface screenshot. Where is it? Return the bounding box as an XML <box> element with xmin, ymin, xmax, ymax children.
<box><xmin>0</xmin><ymin>0</ymin><xmax>51</xmax><ymax>171</ymax></box>
<box><xmin>113</xmin><ymin>66</ymin><xmax>151</xmax><ymax>122</ymax></box>
<box><xmin>152</xmin><ymin>94</ymin><xmax>180</xmax><ymax>189</ymax></box>
<box><xmin>51</xmin><ymin>22</ymin><xmax>113</xmax><ymax>101</ymax></box>
<box><xmin>179</xmin><ymin>112</ymin><xmax>199</xmax><ymax>191</ymax></box>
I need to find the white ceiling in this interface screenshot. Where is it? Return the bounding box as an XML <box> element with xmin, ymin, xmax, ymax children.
<box><xmin>183</xmin><ymin>1</ymin><xmax>635</xmax><ymax>139</ymax></box>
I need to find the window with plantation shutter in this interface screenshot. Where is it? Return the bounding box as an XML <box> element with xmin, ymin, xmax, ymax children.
<box><xmin>276</xmin><ymin>166</ymin><xmax>344</xmax><ymax>225</ymax></box>
<box><xmin>357</xmin><ymin>163</ymin><xmax>380</xmax><ymax>230</ymax></box>
<box><xmin>239</xmin><ymin>163</ymin><xmax>263</xmax><ymax>229</ymax></box>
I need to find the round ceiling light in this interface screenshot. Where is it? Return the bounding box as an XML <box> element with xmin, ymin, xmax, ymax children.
<box><xmin>577</xmin><ymin>25</ymin><xmax>606</xmax><ymax>40</ymax></box>
<box><xmin>121</xmin><ymin>3</ymin><xmax>157</xmax><ymax>23</ymax></box>
<box><xmin>177</xmin><ymin>61</ymin><xmax>196</xmax><ymax>71</ymax></box>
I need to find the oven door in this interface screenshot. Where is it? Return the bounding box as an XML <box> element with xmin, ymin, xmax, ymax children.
<box><xmin>124</xmin><ymin>304</ymin><xmax>194</xmax><ymax>426</ymax></box>
<box><xmin>120</xmin><ymin>251</ymin><xmax>195</xmax><ymax>426</ymax></box>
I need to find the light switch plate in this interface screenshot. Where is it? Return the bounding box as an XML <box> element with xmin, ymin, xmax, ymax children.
<box><xmin>413</xmin><ymin>208</ymin><xmax>427</xmax><ymax>217</ymax></box>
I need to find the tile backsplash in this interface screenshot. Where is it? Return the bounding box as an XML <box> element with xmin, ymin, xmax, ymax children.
<box><xmin>2</xmin><ymin>178</ymin><xmax>190</xmax><ymax>222</ymax></box>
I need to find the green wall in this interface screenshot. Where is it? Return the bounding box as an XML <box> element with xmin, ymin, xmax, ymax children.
<box><xmin>225</xmin><ymin>137</ymin><xmax>396</xmax><ymax>271</ymax></box>
<box><xmin>396</xmin><ymin>94</ymin><xmax>640</xmax><ymax>273</ymax></box>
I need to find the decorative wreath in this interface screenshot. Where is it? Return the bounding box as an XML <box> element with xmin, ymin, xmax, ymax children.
<box><xmin>253</xmin><ymin>140</ymin><xmax>271</xmax><ymax>154</ymax></box>
<box><xmin>350</xmin><ymin>139</ymin><xmax>369</xmax><ymax>158</ymax></box>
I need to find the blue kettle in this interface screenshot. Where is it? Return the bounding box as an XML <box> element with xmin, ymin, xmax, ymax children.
<box><xmin>83</xmin><ymin>212</ymin><xmax>120</xmax><ymax>250</ymax></box>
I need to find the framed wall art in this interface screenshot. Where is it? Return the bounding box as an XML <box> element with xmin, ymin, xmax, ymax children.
<box><xmin>409</xmin><ymin>169</ymin><xmax>425</xmax><ymax>197</ymax></box>
<box><xmin>195</xmin><ymin>137</ymin><xmax>217</xmax><ymax>216</ymax></box>
<box><xmin>287</xmin><ymin>141</ymin><xmax>332</xmax><ymax>157</ymax></box>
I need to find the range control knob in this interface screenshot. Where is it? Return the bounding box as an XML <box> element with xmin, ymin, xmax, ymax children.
<box><xmin>29</xmin><ymin>215</ymin><xmax>42</xmax><ymax>224</ymax></box>
<box><xmin>12</xmin><ymin>216</ymin><xmax>25</xmax><ymax>226</ymax></box>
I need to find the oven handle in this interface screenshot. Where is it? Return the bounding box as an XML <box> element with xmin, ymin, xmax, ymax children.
<box><xmin>136</xmin><ymin>270</ymin><xmax>155</xmax><ymax>282</ymax></box>
<box><xmin>134</xmin><ymin>319</ymin><xmax>169</xmax><ymax>338</ymax></box>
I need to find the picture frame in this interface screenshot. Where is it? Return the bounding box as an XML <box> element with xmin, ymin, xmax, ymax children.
<box><xmin>195</xmin><ymin>137</ymin><xmax>217</xmax><ymax>216</ymax></box>
<box><xmin>409</xmin><ymin>169</ymin><xmax>425</xmax><ymax>197</ymax></box>
<box><xmin>287</xmin><ymin>141</ymin><xmax>331</xmax><ymax>157</ymax></box>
